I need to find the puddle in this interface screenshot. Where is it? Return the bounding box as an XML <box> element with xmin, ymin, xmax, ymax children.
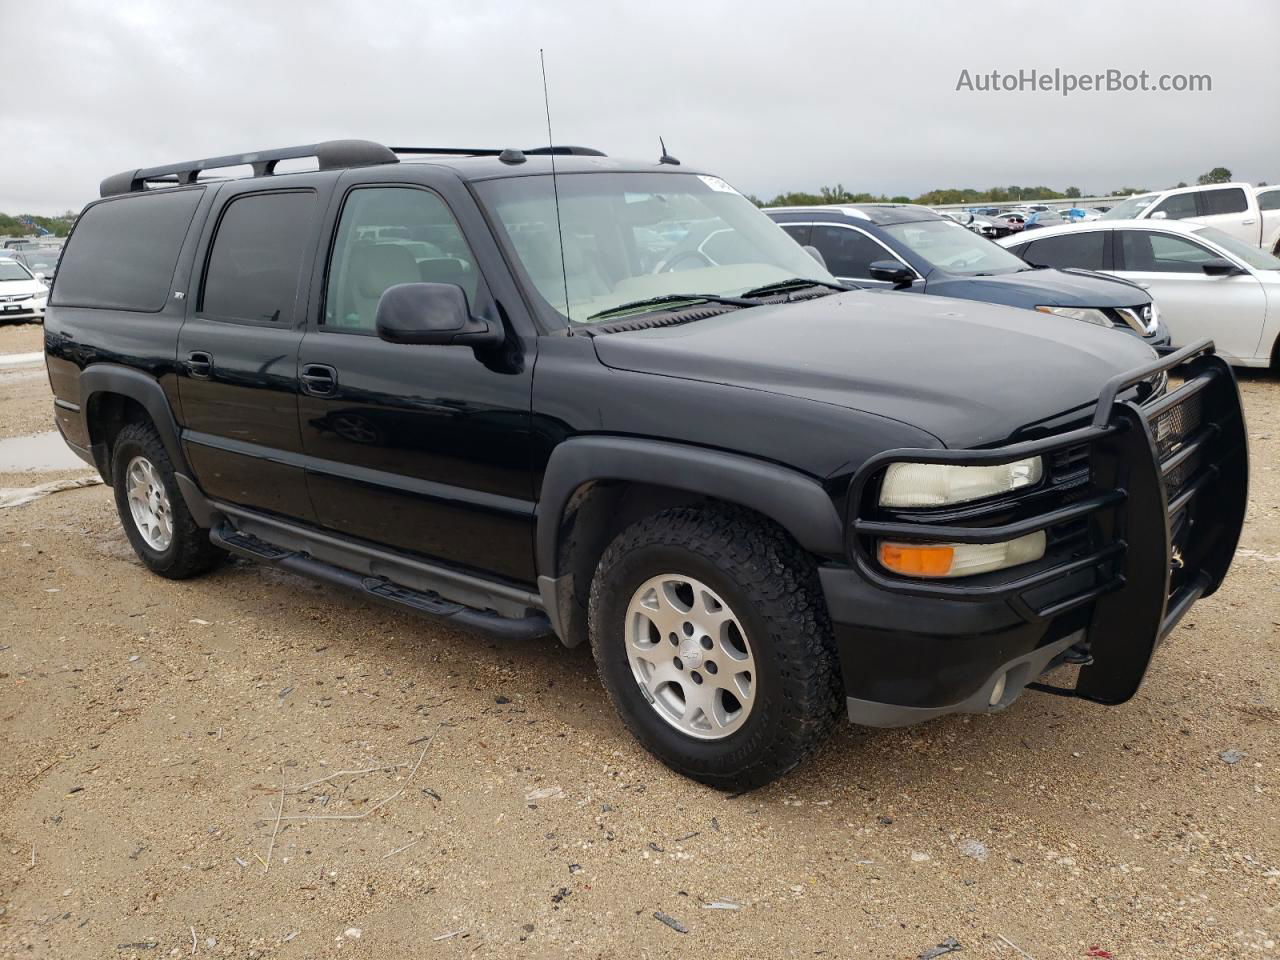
<box><xmin>0</xmin><ymin>431</ymin><xmax>90</xmax><ymax>472</ymax></box>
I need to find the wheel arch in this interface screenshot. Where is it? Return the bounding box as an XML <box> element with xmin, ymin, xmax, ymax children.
<box><xmin>79</xmin><ymin>364</ymin><xmax>188</xmax><ymax>480</ymax></box>
<box><xmin>535</xmin><ymin>437</ymin><xmax>846</xmax><ymax>647</ymax></box>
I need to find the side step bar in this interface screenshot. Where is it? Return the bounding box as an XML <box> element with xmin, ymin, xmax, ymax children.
<box><xmin>210</xmin><ymin>524</ymin><xmax>551</xmax><ymax>641</ymax></box>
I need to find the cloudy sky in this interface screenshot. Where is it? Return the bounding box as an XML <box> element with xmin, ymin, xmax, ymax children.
<box><xmin>3</xmin><ymin>0</ymin><xmax>1277</xmax><ymax>214</ymax></box>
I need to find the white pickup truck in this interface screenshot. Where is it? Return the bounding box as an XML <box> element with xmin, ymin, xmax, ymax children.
<box><xmin>1100</xmin><ymin>183</ymin><xmax>1276</xmax><ymax>252</ymax></box>
<box><xmin>1255</xmin><ymin>185</ymin><xmax>1280</xmax><ymax>255</ymax></box>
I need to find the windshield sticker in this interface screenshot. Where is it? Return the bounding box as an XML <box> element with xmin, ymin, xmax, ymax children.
<box><xmin>698</xmin><ymin>175</ymin><xmax>740</xmax><ymax>195</ymax></box>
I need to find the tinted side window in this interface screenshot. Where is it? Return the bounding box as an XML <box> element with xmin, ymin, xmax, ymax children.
<box><xmin>1259</xmin><ymin>190</ymin><xmax>1280</xmax><ymax>212</ymax></box>
<box><xmin>324</xmin><ymin>187</ymin><xmax>480</xmax><ymax>332</ymax></box>
<box><xmin>778</xmin><ymin>223</ymin><xmax>812</xmax><ymax>247</ymax></box>
<box><xmin>1023</xmin><ymin>231</ymin><xmax>1106</xmax><ymax>270</ymax></box>
<box><xmin>1198</xmin><ymin>187</ymin><xmax>1248</xmax><ymax>216</ymax></box>
<box><xmin>201</xmin><ymin>191</ymin><xmax>317</xmax><ymax>324</ymax></box>
<box><xmin>1120</xmin><ymin>231</ymin><xmax>1216</xmax><ymax>273</ymax></box>
<box><xmin>51</xmin><ymin>189</ymin><xmax>202</xmax><ymax>311</ymax></box>
<box><xmin>811</xmin><ymin>225</ymin><xmax>896</xmax><ymax>279</ymax></box>
<box><xmin>1152</xmin><ymin>193</ymin><xmax>1197</xmax><ymax>220</ymax></box>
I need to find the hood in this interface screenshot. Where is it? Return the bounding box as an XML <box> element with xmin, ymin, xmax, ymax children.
<box><xmin>0</xmin><ymin>278</ymin><xmax>47</xmax><ymax>298</ymax></box>
<box><xmin>592</xmin><ymin>290</ymin><xmax>1158</xmax><ymax>449</ymax></box>
<box><xmin>928</xmin><ymin>267</ymin><xmax>1150</xmax><ymax>309</ymax></box>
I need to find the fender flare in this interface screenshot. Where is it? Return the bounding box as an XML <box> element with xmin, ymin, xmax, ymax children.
<box><xmin>534</xmin><ymin>436</ymin><xmax>846</xmax><ymax>581</ymax></box>
<box><xmin>77</xmin><ymin>364</ymin><xmax>194</xmax><ymax>477</ymax></box>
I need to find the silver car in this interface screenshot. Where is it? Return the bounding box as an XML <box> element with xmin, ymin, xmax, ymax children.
<box><xmin>999</xmin><ymin>219</ymin><xmax>1280</xmax><ymax>367</ymax></box>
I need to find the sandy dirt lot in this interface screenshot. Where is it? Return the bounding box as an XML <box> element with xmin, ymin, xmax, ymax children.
<box><xmin>0</xmin><ymin>355</ymin><xmax>1277</xmax><ymax>959</ymax></box>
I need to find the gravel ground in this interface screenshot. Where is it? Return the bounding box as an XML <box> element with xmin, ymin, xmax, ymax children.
<box><xmin>0</xmin><ymin>364</ymin><xmax>1277</xmax><ymax>959</ymax></box>
<box><xmin>0</xmin><ymin>323</ymin><xmax>44</xmax><ymax>356</ymax></box>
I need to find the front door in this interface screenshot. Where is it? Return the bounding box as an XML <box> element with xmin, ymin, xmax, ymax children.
<box><xmin>297</xmin><ymin>182</ymin><xmax>536</xmax><ymax>583</ymax></box>
<box><xmin>177</xmin><ymin>184</ymin><xmax>325</xmax><ymax>520</ymax></box>
<box><xmin>1110</xmin><ymin>229</ymin><xmax>1267</xmax><ymax>361</ymax></box>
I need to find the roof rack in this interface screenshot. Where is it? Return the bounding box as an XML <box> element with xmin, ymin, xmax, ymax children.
<box><xmin>100</xmin><ymin>139</ymin><xmax>608</xmax><ymax>197</ymax></box>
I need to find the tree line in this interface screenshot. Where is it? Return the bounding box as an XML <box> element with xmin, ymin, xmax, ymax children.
<box><xmin>0</xmin><ymin>211</ymin><xmax>77</xmax><ymax>238</ymax></box>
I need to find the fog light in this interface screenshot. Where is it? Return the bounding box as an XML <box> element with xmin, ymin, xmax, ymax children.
<box><xmin>989</xmin><ymin>672</ymin><xmax>1008</xmax><ymax>706</ymax></box>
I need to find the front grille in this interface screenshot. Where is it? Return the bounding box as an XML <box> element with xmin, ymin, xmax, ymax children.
<box><xmin>1152</xmin><ymin>390</ymin><xmax>1203</xmax><ymax>460</ymax></box>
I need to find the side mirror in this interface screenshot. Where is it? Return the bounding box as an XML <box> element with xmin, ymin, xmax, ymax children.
<box><xmin>1200</xmin><ymin>257</ymin><xmax>1242</xmax><ymax>277</ymax></box>
<box><xmin>374</xmin><ymin>283</ymin><xmax>503</xmax><ymax>347</ymax></box>
<box><xmin>802</xmin><ymin>244</ymin><xmax>828</xmax><ymax>269</ymax></box>
<box><xmin>1149</xmin><ymin>210</ymin><xmax>1168</xmax><ymax>220</ymax></box>
<box><xmin>869</xmin><ymin>259</ymin><xmax>915</xmax><ymax>288</ymax></box>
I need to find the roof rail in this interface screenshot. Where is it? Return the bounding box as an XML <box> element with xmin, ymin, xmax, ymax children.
<box><xmin>388</xmin><ymin>145</ymin><xmax>606</xmax><ymax>158</ymax></box>
<box><xmin>99</xmin><ymin>139</ymin><xmax>398</xmax><ymax>197</ymax></box>
<box><xmin>100</xmin><ymin>141</ymin><xmax>608</xmax><ymax>197</ymax></box>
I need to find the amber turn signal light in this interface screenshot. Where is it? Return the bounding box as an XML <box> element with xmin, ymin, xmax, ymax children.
<box><xmin>878</xmin><ymin>542</ymin><xmax>955</xmax><ymax>577</ymax></box>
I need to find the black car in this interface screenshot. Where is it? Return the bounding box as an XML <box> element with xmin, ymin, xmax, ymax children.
<box><xmin>45</xmin><ymin>139</ymin><xmax>1246</xmax><ymax>790</ymax></box>
<box><xmin>767</xmin><ymin>204</ymin><xmax>1168</xmax><ymax>346</ymax></box>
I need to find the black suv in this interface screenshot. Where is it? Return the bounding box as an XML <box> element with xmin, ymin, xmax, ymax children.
<box><xmin>45</xmin><ymin>140</ymin><xmax>1247</xmax><ymax>790</ymax></box>
<box><xmin>767</xmin><ymin>204</ymin><xmax>1170</xmax><ymax>348</ymax></box>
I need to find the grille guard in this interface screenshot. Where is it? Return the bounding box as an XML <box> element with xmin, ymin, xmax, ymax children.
<box><xmin>848</xmin><ymin>339</ymin><xmax>1249</xmax><ymax>706</ymax></box>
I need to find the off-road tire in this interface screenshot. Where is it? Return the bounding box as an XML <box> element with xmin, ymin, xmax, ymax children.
<box><xmin>588</xmin><ymin>506</ymin><xmax>842</xmax><ymax>791</ymax></box>
<box><xmin>110</xmin><ymin>420</ymin><xmax>225</xmax><ymax>579</ymax></box>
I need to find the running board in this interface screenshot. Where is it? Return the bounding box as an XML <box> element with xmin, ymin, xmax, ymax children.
<box><xmin>209</xmin><ymin>523</ymin><xmax>551</xmax><ymax>641</ymax></box>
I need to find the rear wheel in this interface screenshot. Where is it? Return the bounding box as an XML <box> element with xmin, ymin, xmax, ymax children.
<box><xmin>588</xmin><ymin>506</ymin><xmax>842</xmax><ymax>791</ymax></box>
<box><xmin>110</xmin><ymin>420</ymin><xmax>224</xmax><ymax>579</ymax></box>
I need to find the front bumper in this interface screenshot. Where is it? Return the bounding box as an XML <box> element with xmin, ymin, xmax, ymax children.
<box><xmin>824</xmin><ymin>340</ymin><xmax>1248</xmax><ymax>725</ymax></box>
<box><xmin>0</xmin><ymin>298</ymin><xmax>46</xmax><ymax>321</ymax></box>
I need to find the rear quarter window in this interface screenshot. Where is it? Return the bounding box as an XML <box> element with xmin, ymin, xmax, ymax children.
<box><xmin>51</xmin><ymin>188</ymin><xmax>203</xmax><ymax>312</ymax></box>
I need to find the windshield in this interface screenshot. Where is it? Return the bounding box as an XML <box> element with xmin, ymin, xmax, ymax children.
<box><xmin>1194</xmin><ymin>226</ymin><xmax>1280</xmax><ymax>271</ymax></box>
<box><xmin>475</xmin><ymin>172</ymin><xmax>835</xmax><ymax>323</ymax></box>
<box><xmin>1100</xmin><ymin>194</ymin><xmax>1156</xmax><ymax>220</ymax></box>
<box><xmin>880</xmin><ymin>219</ymin><xmax>1029</xmax><ymax>275</ymax></box>
<box><xmin>0</xmin><ymin>260</ymin><xmax>32</xmax><ymax>282</ymax></box>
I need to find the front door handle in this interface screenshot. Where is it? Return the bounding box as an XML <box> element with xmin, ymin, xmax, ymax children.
<box><xmin>301</xmin><ymin>363</ymin><xmax>338</xmax><ymax>397</ymax></box>
<box><xmin>187</xmin><ymin>351</ymin><xmax>213</xmax><ymax>379</ymax></box>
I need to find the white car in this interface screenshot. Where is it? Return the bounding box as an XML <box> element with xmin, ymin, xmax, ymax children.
<box><xmin>0</xmin><ymin>257</ymin><xmax>49</xmax><ymax>323</ymax></box>
<box><xmin>998</xmin><ymin>219</ymin><xmax>1280</xmax><ymax>367</ymax></box>
<box><xmin>1099</xmin><ymin>183</ymin><xmax>1268</xmax><ymax>249</ymax></box>
<box><xmin>1255</xmin><ymin>185</ymin><xmax>1280</xmax><ymax>255</ymax></box>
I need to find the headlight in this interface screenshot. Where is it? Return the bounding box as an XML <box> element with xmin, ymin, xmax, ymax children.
<box><xmin>1036</xmin><ymin>305</ymin><xmax>1110</xmax><ymax>327</ymax></box>
<box><xmin>878</xmin><ymin>458</ymin><xmax>1043</xmax><ymax>508</ymax></box>
<box><xmin>878</xmin><ymin>531</ymin><xmax>1046</xmax><ymax>578</ymax></box>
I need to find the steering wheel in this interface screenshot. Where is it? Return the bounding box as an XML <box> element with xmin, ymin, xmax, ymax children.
<box><xmin>653</xmin><ymin>249</ymin><xmax>715</xmax><ymax>274</ymax></box>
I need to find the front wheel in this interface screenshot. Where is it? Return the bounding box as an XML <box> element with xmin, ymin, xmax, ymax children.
<box><xmin>588</xmin><ymin>507</ymin><xmax>842</xmax><ymax>791</ymax></box>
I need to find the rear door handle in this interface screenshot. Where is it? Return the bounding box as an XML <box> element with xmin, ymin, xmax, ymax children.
<box><xmin>187</xmin><ymin>351</ymin><xmax>213</xmax><ymax>379</ymax></box>
<box><xmin>300</xmin><ymin>363</ymin><xmax>338</xmax><ymax>397</ymax></box>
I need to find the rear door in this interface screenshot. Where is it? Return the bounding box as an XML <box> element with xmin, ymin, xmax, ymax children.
<box><xmin>177</xmin><ymin>180</ymin><xmax>329</xmax><ymax>519</ymax></box>
<box><xmin>1111</xmin><ymin>228</ymin><xmax>1266</xmax><ymax>360</ymax></box>
<box><xmin>295</xmin><ymin>174</ymin><xmax>537</xmax><ymax>583</ymax></box>
<box><xmin>1192</xmin><ymin>187</ymin><xmax>1257</xmax><ymax>245</ymax></box>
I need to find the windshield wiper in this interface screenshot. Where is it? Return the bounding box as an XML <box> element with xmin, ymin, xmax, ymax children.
<box><xmin>738</xmin><ymin>277</ymin><xmax>852</xmax><ymax>299</ymax></box>
<box><xmin>587</xmin><ymin>293</ymin><xmax>755</xmax><ymax>321</ymax></box>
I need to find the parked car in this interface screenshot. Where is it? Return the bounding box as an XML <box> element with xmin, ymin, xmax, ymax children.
<box><xmin>1000</xmin><ymin>220</ymin><xmax>1280</xmax><ymax>366</ymax></box>
<box><xmin>0</xmin><ymin>257</ymin><xmax>49</xmax><ymax>323</ymax></box>
<box><xmin>767</xmin><ymin>203</ymin><xmax>1168</xmax><ymax>347</ymax></box>
<box><xmin>1100</xmin><ymin>183</ymin><xmax>1267</xmax><ymax>249</ymax></box>
<box><xmin>966</xmin><ymin>214</ymin><xmax>1014</xmax><ymax>239</ymax></box>
<box><xmin>46</xmin><ymin>139</ymin><xmax>1246</xmax><ymax>790</ymax></box>
<box><xmin>989</xmin><ymin>212</ymin><xmax>1027</xmax><ymax>232</ymax></box>
<box><xmin>10</xmin><ymin>244</ymin><xmax>61</xmax><ymax>282</ymax></box>
<box><xmin>1254</xmin><ymin>185</ymin><xmax>1280</xmax><ymax>255</ymax></box>
<box><xmin>1022</xmin><ymin>211</ymin><xmax>1073</xmax><ymax>231</ymax></box>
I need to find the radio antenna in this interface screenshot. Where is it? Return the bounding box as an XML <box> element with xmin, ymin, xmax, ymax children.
<box><xmin>540</xmin><ymin>48</ymin><xmax>572</xmax><ymax>327</ymax></box>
